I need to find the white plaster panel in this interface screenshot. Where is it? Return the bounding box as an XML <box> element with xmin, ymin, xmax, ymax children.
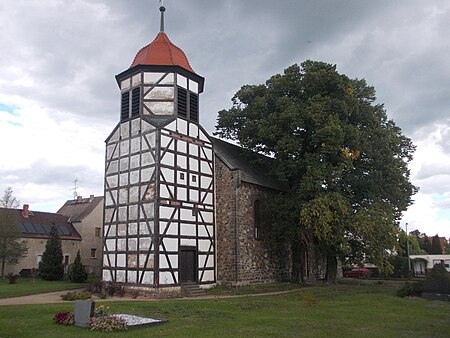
<box><xmin>130</xmin><ymin>170</ymin><xmax>139</xmax><ymax>184</ymax></box>
<box><xmin>130</xmin><ymin>138</ymin><xmax>140</xmax><ymax>154</ymax></box>
<box><xmin>165</xmin><ymin>120</ymin><xmax>177</xmax><ymax>132</ymax></box>
<box><xmin>200</xmin><ymin>211</ymin><xmax>213</xmax><ymax>224</ymax></box>
<box><xmin>129</xmin><ymin>205</ymin><xmax>138</xmax><ymax>220</ymax></box>
<box><xmin>180</xmin><ymin>208</ymin><xmax>195</xmax><ymax>222</ymax></box>
<box><xmin>145</xmin><ymin>132</ymin><xmax>156</xmax><ymax>148</ymax></box>
<box><xmin>116</xmin><ymin>270</ymin><xmax>125</xmax><ymax>282</ymax></box>
<box><xmin>165</xmin><ymin>222</ymin><xmax>178</xmax><ymax>236</ymax></box>
<box><xmin>148</xmin><ymin>86</ymin><xmax>174</xmax><ymax>99</ymax></box>
<box><xmin>121</xmin><ymin>123</ymin><xmax>130</xmax><ymax>139</ymax></box>
<box><xmin>119</xmin><ymin>173</ymin><xmax>128</xmax><ymax>186</ymax></box>
<box><xmin>161</xmin><ymin>167</ymin><xmax>174</xmax><ymax>183</ymax></box>
<box><xmin>139</xmin><ymin>222</ymin><xmax>150</xmax><ymax>235</ymax></box>
<box><xmin>168</xmin><ymin>255</ymin><xmax>178</xmax><ymax>269</ymax></box>
<box><xmin>127</xmin><ymin>270</ymin><xmax>137</xmax><ymax>283</ymax></box>
<box><xmin>144</xmin><ymin>72</ymin><xmax>164</xmax><ymax>84</ymax></box>
<box><xmin>106</xmin><ymin>224</ymin><xmax>116</xmax><ymax>238</ymax></box>
<box><xmin>131</xmin><ymin>118</ymin><xmax>140</xmax><ymax>136</ymax></box>
<box><xmin>142</xmin><ymin>152</ymin><xmax>154</xmax><ymax>166</ymax></box>
<box><xmin>160</xmin><ymin>255</ymin><xmax>169</xmax><ymax>269</ymax></box>
<box><xmin>180</xmin><ymin>238</ymin><xmax>196</xmax><ymax>246</ymax></box>
<box><xmin>203</xmin><ymin>147</ymin><xmax>213</xmax><ymax>161</ymax></box>
<box><xmin>161</xmin><ymin>152</ymin><xmax>175</xmax><ymax>166</ymax></box>
<box><xmin>138</xmin><ymin>254</ymin><xmax>147</xmax><ymax>268</ymax></box>
<box><xmin>189</xmin><ymin>189</ymin><xmax>199</xmax><ymax>202</ymax></box>
<box><xmin>177</xmin><ymin>75</ymin><xmax>187</xmax><ymax>89</ymax></box>
<box><xmin>117</xmin><ymin>239</ymin><xmax>126</xmax><ymax>251</ymax></box>
<box><xmin>105</xmin><ymin>190</ymin><xmax>117</xmax><ymax>207</ymax></box>
<box><xmin>105</xmin><ymin>239</ymin><xmax>116</xmax><ymax>251</ymax></box>
<box><xmin>128</xmin><ymin>238</ymin><xmax>137</xmax><ymax>251</ymax></box>
<box><xmin>189</xmin><ymin>158</ymin><xmax>198</xmax><ymax>172</ymax></box>
<box><xmin>142</xmin><ymin>120</ymin><xmax>155</xmax><ymax>133</ymax></box>
<box><xmin>201</xmin><ymin>270</ymin><xmax>214</xmax><ymax>282</ymax></box>
<box><xmin>132</xmin><ymin>73</ymin><xmax>141</xmax><ymax>86</ymax></box>
<box><xmin>117</xmin><ymin>254</ymin><xmax>126</xmax><ymax>267</ymax></box>
<box><xmin>120</xmin><ymin>157</ymin><xmax>129</xmax><ymax>171</ymax></box>
<box><xmin>177</xmin><ymin>155</ymin><xmax>187</xmax><ymax>170</ymax></box>
<box><xmin>177</xmin><ymin>140</ymin><xmax>187</xmax><ymax>153</ymax></box>
<box><xmin>177</xmin><ymin>187</ymin><xmax>187</xmax><ymax>201</ymax></box>
<box><xmin>109</xmin><ymin>128</ymin><xmax>120</xmax><ymax>143</ymax></box>
<box><xmin>118</xmin><ymin>206</ymin><xmax>127</xmax><ymax>221</ymax></box>
<box><xmin>177</xmin><ymin>118</ymin><xmax>187</xmax><ymax>134</ymax></box>
<box><xmin>160</xmin><ymin>206</ymin><xmax>174</xmax><ymax>219</ymax></box>
<box><xmin>180</xmin><ymin>223</ymin><xmax>196</xmax><ymax>236</ymax></box>
<box><xmin>139</xmin><ymin>237</ymin><xmax>152</xmax><ymax>251</ymax></box>
<box><xmin>198</xmin><ymin>255</ymin><xmax>207</xmax><ymax>268</ymax></box>
<box><xmin>142</xmin><ymin>271</ymin><xmax>154</xmax><ymax>285</ymax></box>
<box><xmin>107</xmin><ymin>161</ymin><xmax>118</xmax><ymax>175</ymax></box>
<box><xmin>201</xmin><ymin>176</ymin><xmax>212</xmax><ymax>189</ymax></box>
<box><xmin>129</xmin><ymin>186</ymin><xmax>139</xmax><ymax>203</ymax></box>
<box><xmin>106</xmin><ymin>144</ymin><xmax>115</xmax><ymax>160</ymax></box>
<box><xmin>200</xmin><ymin>161</ymin><xmax>212</xmax><ymax>175</ymax></box>
<box><xmin>161</xmin><ymin>134</ymin><xmax>172</xmax><ymax>148</ymax></box>
<box><xmin>178</xmin><ymin>171</ymin><xmax>187</xmax><ymax>185</ymax></box>
<box><xmin>159</xmin><ymin>271</ymin><xmax>174</xmax><ymax>285</ymax></box>
<box><xmin>189</xmin><ymin>123</ymin><xmax>198</xmax><ymax>138</ymax></box>
<box><xmin>141</xmin><ymin>167</ymin><xmax>154</xmax><ymax>182</ymax></box>
<box><xmin>189</xmin><ymin>79</ymin><xmax>198</xmax><ymax>94</ymax></box>
<box><xmin>162</xmin><ymin>238</ymin><xmax>178</xmax><ymax>252</ymax></box>
<box><xmin>104</xmin><ymin>210</ymin><xmax>115</xmax><ymax>226</ymax></box>
<box><xmin>121</xmin><ymin>78</ymin><xmax>130</xmax><ymax>90</ymax></box>
<box><xmin>147</xmin><ymin>101</ymin><xmax>174</xmax><ymax>115</ymax></box>
<box><xmin>129</xmin><ymin>223</ymin><xmax>138</xmax><ymax>236</ymax></box>
<box><xmin>198</xmin><ymin>224</ymin><xmax>209</xmax><ymax>238</ymax></box>
<box><xmin>160</xmin><ymin>184</ymin><xmax>171</xmax><ymax>199</ymax></box>
<box><xmin>119</xmin><ymin>188</ymin><xmax>128</xmax><ymax>204</ymax></box>
<box><xmin>161</xmin><ymin>73</ymin><xmax>174</xmax><ymax>84</ymax></box>
<box><xmin>106</xmin><ymin>175</ymin><xmax>118</xmax><ymax>189</ymax></box>
<box><xmin>203</xmin><ymin>192</ymin><xmax>213</xmax><ymax>205</ymax></box>
<box><xmin>199</xmin><ymin>129</ymin><xmax>209</xmax><ymax>142</ymax></box>
<box><xmin>189</xmin><ymin>144</ymin><xmax>199</xmax><ymax>157</ymax></box>
<box><xmin>198</xmin><ymin>239</ymin><xmax>211</xmax><ymax>252</ymax></box>
<box><xmin>142</xmin><ymin>203</ymin><xmax>154</xmax><ymax>218</ymax></box>
<box><xmin>102</xmin><ymin>270</ymin><xmax>112</xmax><ymax>282</ymax></box>
<box><xmin>191</xmin><ymin>175</ymin><xmax>199</xmax><ymax>187</ymax></box>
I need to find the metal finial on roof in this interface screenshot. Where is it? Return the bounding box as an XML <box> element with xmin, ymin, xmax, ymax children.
<box><xmin>159</xmin><ymin>1</ymin><xmax>166</xmax><ymax>32</ymax></box>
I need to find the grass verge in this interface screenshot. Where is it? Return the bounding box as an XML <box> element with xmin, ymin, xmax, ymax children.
<box><xmin>0</xmin><ymin>277</ymin><xmax>96</xmax><ymax>299</ymax></box>
<box><xmin>0</xmin><ymin>282</ymin><xmax>449</xmax><ymax>337</ymax></box>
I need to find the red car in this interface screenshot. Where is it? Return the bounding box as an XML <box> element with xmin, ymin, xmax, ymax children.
<box><xmin>344</xmin><ymin>267</ymin><xmax>370</xmax><ymax>278</ymax></box>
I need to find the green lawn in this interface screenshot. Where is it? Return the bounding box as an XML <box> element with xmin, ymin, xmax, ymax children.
<box><xmin>0</xmin><ymin>282</ymin><xmax>449</xmax><ymax>337</ymax></box>
<box><xmin>0</xmin><ymin>277</ymin><xmax>95</xmax><ymax>299</ymax></box>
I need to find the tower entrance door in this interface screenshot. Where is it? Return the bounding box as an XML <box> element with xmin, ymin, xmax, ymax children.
<box><xmin>179</xmin><ymin>247</ymin><xmax>196</xmax><ymax>283</ymax></box>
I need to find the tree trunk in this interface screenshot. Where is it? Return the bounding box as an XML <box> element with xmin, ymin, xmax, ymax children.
<box><xmin>291</xmin><ymin>239</ymin><xmax>305</xmax><ymax>284</ymax></box>
<box><xmin>1</xmin><ymin>256</ymin><xmax>5</xmax><ymax>278</ymax></box>
<box><xmin>325</xmin><ymin>251</ymin><xmax>337</xmax><ymax>284</ymax></box>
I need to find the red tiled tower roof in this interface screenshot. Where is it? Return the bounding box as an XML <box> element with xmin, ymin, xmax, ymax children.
<box><xmin>130</xmin><ymin>32</ymin><xmax>195</xmax><ymax>73</ymax></box>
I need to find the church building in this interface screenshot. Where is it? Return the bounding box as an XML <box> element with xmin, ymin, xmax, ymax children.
<box><xmin>102</xmin><ymin>6</ymin><xmax>324</xmax><ymax>290</ymax></box>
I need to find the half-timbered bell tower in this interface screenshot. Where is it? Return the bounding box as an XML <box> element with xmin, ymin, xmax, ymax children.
<box><xmin>102</xmin><ymin>5</ymin><xmax>215</xmax><ymax>288</ymax></box>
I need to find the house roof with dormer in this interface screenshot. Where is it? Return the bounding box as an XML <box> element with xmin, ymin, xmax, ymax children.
<box><xmin>57</xmin><ymin>195</ymin><xmax>103</xmax><ymax>223</ymax></box>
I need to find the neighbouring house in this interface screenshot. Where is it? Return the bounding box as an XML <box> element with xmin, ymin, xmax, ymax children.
<box><xmin>57</xmin><ymin>195</ymin><xmax>104</xmax><ymax>275</ymax></box>
<box><xmin>410</xmin><ymin>254</ymin><xmax>450</xmax><ymax>277</ymax></box>
<box><xmin>101</xmin><ymin>5</ymin><xmax>328</xmax><ymax>290</ymax></box>
<box><xmin>1</xmin><ymin>204</ymin><xmax>81</xmax><ymax>276</ymax></box>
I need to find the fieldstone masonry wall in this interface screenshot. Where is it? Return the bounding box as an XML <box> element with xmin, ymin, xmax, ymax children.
<box><xmin>215</xmin><ymin>158</ymin><xmax>290</xmax><ymax>285</ymax></box>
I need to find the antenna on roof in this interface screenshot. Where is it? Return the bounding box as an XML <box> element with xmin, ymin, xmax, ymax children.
<box><xmin>159</xmin><ymin>0</ymin><xmax>166</xmax><ymax>32</ymax></box>
<box><xmin>73</xmin><ymin>179</ymin><xmax>78</xmax><ymax>199</ymax></box>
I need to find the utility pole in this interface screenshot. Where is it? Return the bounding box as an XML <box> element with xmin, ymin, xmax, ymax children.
<box><xmin>406</xmin><ymin>222</ymin><xmax>411</xmax><ymax>276</ymax></box>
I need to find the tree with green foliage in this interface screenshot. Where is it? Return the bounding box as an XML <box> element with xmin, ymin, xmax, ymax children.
<box><xmin>39</xmin><ymin>224</ymin><xmax>64</xmax><ymax>280</ymax></box>
<box><xmin>68</xmin><ymin>249</ymin><xmax>87</xmax><ymax>283</ymax></box>
<box><xmin>0</xmin><ymin>187</ymin><xmax>28</xmax><ymax>277</ymax></box>
<box><xmin>215</xmin><ymin>61</ymin><xmax>417</xmax><ymax>283</ymax></box>
<box><xmin>431</xmin><ymin>234</ymin><xmax>443</xmax><ymax>254</ymax></box>
<box><xmin>398</xmin><ymin>230</ymin><xmax>425</xmax><ymax>256</ymax></box>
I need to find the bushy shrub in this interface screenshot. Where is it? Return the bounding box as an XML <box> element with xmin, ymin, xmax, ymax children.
<box><xmin>54</xmin><ymin>312</ymin><xmax>74</xmax><ymax>325</ymax></box>
<box><xmin>423</xmin><ymin>264</ymin><xmax>450</xmax><ymax>294</ymax></box>
<box><xmin>60</xmin><ymin>291</ymin><xmax>92</xmax><ymax>301</ymax></box>
<box><xmin>6</xmin><ymin>273</ymin><xmax>19</xmax><ymax>284</ymax></box>
<box><xmin>89</xmin><ymin>315</ymin><xmax>127</xmax><ymax>332</ymax></box>
<box><xmin>68</xmin><ymin>250</ymin><xmax>88</xmax><ymax>283</ymax></box>
<box><xmin>397</xmin><ymin>281</ymin><xmax>423</xmax><ymax>298</ymax></box>
<box><xmin>85</xmin><ymin>281</ymin><xmax>125</xmax><ymax>298</ymax></box>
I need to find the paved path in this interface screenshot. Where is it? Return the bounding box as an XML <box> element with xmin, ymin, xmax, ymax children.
<box><xmin>0</xmin><ymin>288</ymin><xmax>305</xmax><ymax>306</ymax></box>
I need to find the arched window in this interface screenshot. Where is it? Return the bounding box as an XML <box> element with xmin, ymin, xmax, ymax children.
<box><xmin>254</xmin><ymin>200</ymin><xmax>262</xmax><ymax>240</ymax></box>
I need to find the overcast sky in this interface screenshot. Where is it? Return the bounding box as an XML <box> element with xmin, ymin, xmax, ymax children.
<box><xmin>0</xmin><ymin>0</ymin><xmax>449</xmax><ymax>238</ymax></box>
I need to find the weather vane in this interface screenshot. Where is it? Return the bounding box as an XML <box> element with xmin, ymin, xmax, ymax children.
<box><xmin>159</xmin><ymin>0</ymin><xmax>166</xmax><ymax>32</ymax></box>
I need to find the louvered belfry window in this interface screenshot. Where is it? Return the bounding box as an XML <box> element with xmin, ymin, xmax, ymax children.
<box><xmin>131</xmin><ymin>87</ymin><xmax>140</xmax><ymax>117</ymax></box>
<box><xmin>189</xmin><ymin>92</ymin><xmax>199</xmax><ymax>122</ymax></box>
<box><xmin>121</xmin><ymin>92</ymin><xmax>130</xmax><ymax>121</ymax></box>
<box><xmin>177</xmin><ymin>87</ymin><xmax>187</xmax><ymax>118</ymax></box>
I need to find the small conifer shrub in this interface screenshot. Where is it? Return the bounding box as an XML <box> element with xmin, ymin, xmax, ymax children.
<box><xmin>68</xmin><ymin>250</ymin><xmax>88</xmax><ymax>283</ymax></box>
